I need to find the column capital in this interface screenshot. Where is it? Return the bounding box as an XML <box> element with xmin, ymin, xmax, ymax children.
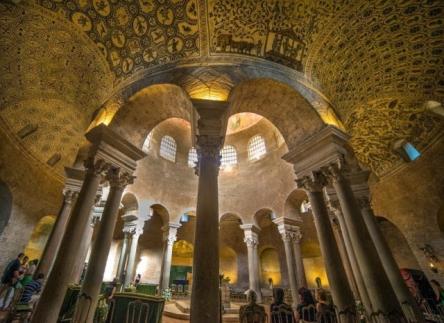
<box><xmin>162</xmin><ymin>223</ymin><xmax>181</xmax><ymax>245</ymax></box>
<box><xmin>295</xmin><ymin>171</ymin><xmax>327</xmax><ymax>192</ymax></box>
<box><xmin>196</xmin><ymin>135</ymin><xmax>223</xmax><ymax>165</ymax></box>
<box><xmin>320</xmin><ymin>162</ymin><xmax>345</xmax><ymax>184</ymax></box>
<box><xmin>241</xmin><ymin>224</ymin><xmax>260</xmax><ymax>247</ymax></box>
<box><xmin>84</xmin><ymin>157</ymin><xmax>111</xmax><ymax>177</ymax></box>
<box><xmin>106</xmin><ymin>167</ymin><xmax>135</xmax><ymax>189</ymax></box>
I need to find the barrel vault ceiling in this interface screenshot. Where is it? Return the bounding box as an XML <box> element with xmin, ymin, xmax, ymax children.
<box><xmin>0</xmin><ymin>0</ymin><xmax>443</xmax><ymax>178</ymax></box>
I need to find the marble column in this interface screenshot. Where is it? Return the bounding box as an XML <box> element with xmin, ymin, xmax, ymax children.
<box><xmin>322</xmin><ymin>164</ymin><xmax>404</xmax><ymax>322</ymax></box>
<box><xmin>358</xmin><ymin>193</ymin><xmax>424</xmax><ymax>322</ymax></box>
<box><xmin>73</xmin><ymin>167</ymin><xmax>134</xmax><ymax>323</ymax></box>
<box><xmin>296</xmin><ymin>173</ymin><xmax>356</xmax><ymax>323</ymax></box>
<box><xmin>160</xmin><ymin>224</ymin><xmax>180</xmax><ymax>292</ymax></box>
<box><xmin>292</xmin><ymin>229</ymin><xmax>307</xmax><ymax>289</ymax></box>
<box><xmin>241</xmin><ymin>224</ymin><xmax>262</xmax><ymax>303</ymax></box>
<box><xmin>273</xmin><ymin>218</ymin><xmax>300</xmax><ymax>308</ymax></box>
<box><xmin>124</xmin><ymin>226</ymin><xmax>142</xmax><ymax>288</ymax></box>
<box><xmin>36</xmin><ymin>189</ymin><xmax>78</xmax><ymax>277</ymax></box>
<box><xmin>31</xmin><ymin>158</ymin><xmax>108</xmax><ymax>323</ymax></box>
<box><xmin>70</xmin><ymin>198</ymin><xmax>103</xmax><ymax>284</ymax></box>
<box><xmin>116</xmin><ymin>230</ymin><xmax>131</xmax><ymax>284</ymax></box>
<box><xmin>330</xmin><ymin>215</ymin><xmax>359</xmax><ymax>300</ymax></box>
<box><xmin>190</xmin><ymin>135</ymin><xmax>223</xmax><ymax>323</ymax></box>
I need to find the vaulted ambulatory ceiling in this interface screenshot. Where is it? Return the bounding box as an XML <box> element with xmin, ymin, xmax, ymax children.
<box><xmin>0</xmin><ymin>0</ymin><xmax>443</xmax><ymax>178</ymax></box>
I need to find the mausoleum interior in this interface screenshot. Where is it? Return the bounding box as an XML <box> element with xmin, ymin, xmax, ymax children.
<box><xmin>0</xmin><ymin>0</ymin><xmax>443</xmax><ymax>322</ymax></box>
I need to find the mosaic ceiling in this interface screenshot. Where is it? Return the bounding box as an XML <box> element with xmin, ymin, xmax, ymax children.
<box><xmin>0</xmin><ymin>0</ymin><xmax>443</xmax><ymax>177</ymax></box>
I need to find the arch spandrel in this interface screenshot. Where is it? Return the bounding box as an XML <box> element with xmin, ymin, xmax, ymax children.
<box><xmin>108</xmin><ymin>84</ymin><xmax>193</xmax><ymax>148</ymax></box>
<box><xmin>228</xmin><ymin>78</ymin><xmax>325</xmax><ymax>149</ymax></box>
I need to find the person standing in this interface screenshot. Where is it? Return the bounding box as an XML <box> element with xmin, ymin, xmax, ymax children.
<box><xmin>0</xmin><ymin>253</ymin><xmax>25</xmax><ymax>310</ymax></box>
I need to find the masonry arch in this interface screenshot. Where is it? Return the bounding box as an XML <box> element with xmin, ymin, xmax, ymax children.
<box><xmin>0</xmin><ymin>180</ymin><xmax>13</xmax><ymax>236</ymax></box>
<box><xmin>109</xmin><ymin>84</ymin><xmax>193</xmax><ymax>148</ymax></box>
<box><xmin>24</xmin><ymin>215</ymin><xmax>56</xmax><ymax>261</ymax></box>
<box><xmin>228</xmin><ymin>78</ymin><xmax>325</xmax><ymax>149</ymax></box>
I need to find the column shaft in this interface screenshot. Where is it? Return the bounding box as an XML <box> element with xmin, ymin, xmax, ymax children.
<box><xmin>332</xmin><ymin>220</ymin><xmax>359</xmax><ymax>300</ymax></box>
<box><xmin>292</xmin><ymin>236</ymin><xmax>307</xmax><ymax>289</ymax></box>
<box><xmin>328</xmin><ymin>166</ymin><xmax>404</xmax><ymax>321</ymax></box>
<box><xmin>116</xmin><ymin>232</ymin><xmax>130</xmax><ymax>283</ymax></box>
<box><xmin>334</xmin><ymin>213</ymin><xmax>373</xmax><ymax>316</ymax></box>
<box><xmin>282</xmin><ymin>238</ymin><xmax>299</xmax><ymax>308</ymax></box>
<box><xmin>190</xmin><ymin>142</ymin><xmax>221</xmax><ymax>323</ymax></box>
<box><xmin>37</xmin><ymin>192</ymin><xmax>76</xmax><ymax>277</ymax></box>
<box><xmin>361</xmin><ymin>201</ymin><xmax>425</xmax><ymax>322</ymax></box>
<box><xmin>305</xmin><ymin>185</ymin><xmax>356</xmax><ymax>323</ymax></box>
<box><xmin>73</xmin><ymin>169</ymin><xmax>131</xmax><ymax>323</ymax></box>
<box><xmin>32</xmin><ymin>160</ymin><xmax>104</xmax><ymax>323</ymax></box>
<box><xmin>124</xmin><ymin>232</ymin><xmax>140</xmax><ymax>287</ymax></box>
<box><xmin>160</xmin><ymin>239</ymin><xmax>175</xmax><ymax>291</ymax></box>
<box><xmin>70</xmin><ymin>218</ymin><xmax>95</xmax><ymax>284</ymax></box>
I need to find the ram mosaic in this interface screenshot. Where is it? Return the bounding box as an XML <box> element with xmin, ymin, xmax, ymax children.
<box><xmin>38</xmin><ymin>0</ymin><xmax>201</xmax><ymax>79</ymax></box>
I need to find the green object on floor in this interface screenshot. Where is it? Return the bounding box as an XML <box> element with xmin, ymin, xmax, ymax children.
<box><xmin>136</xmin><ymin>283</ymin><xmax>158</xmax><ymax>296</ymax></box>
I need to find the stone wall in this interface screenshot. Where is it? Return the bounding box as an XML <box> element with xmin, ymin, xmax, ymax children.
<box><xmin>372</xmin><ymin>135</ymin><xmax>444</xmax><ymax>283</ymax></box>
<box><xmin>0</xmin><ymin>126</ymin><xmax>62</xmax><ymax>269</ymax></box>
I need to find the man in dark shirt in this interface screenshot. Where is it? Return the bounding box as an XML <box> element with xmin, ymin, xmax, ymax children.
<box><xmin>0</xmin><ymin>253</ymin><xmax>25</xmax><ymax>295</ymax></box>
<box><xmin>20</xmin><ymin>273</ymin><xmax>44</xmax><ymax>304</ymax></box>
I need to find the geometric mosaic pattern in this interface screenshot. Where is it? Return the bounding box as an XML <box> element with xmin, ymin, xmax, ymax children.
<box><xmin>39</xmin><ymin>0</ymin><xmax>200</xmax><ymax>79</ymax></box>
<box><xmin>0</xmin><ymin>1</ymin><xmax>442</xmax><ymax>177</ymax></box>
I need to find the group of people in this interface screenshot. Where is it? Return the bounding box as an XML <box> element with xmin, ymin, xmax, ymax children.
<box><xmin>239</xmin><ymin>287</ymin><xmax>335</xmax><ymax>323</ymax></box>
<box><xmin>0</xmin><ymin>253</ymin><xmax>44</xmax><ymax>311</ymax></box>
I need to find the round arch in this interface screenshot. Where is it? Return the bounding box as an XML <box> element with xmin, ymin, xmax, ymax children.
<box><xmin>219</xmin><ymin>246</ymin><xmax>238</xmax><ymax>284</ymax></box>
<box><xmin>260</xmin><ymin>247</ymin><xmax>282</xmax><ymax>286</ymax></box>
<box><xmin>227</xmin><ymin>78</ymin><xmax>325</xmax><ymax>149</ymax></box>
<box><xmin>108</xmin><ymin>84</ymin><xmax>193</xmax><ymax>148</ymax></box>
<box><xmin>284</xmin><ymin>189</ymin><xmax>308</xmax><ymax>219</ymax></box>
<box><xmin>220</xmin><ymin>213</ymin><xmax>243</xmax><ymax>224</ymax></box>
<box><xmin>150</xmin><ymin>204</ymin><xmax>170</xmax><ymax>226</ymax></box>
<box><xmin>437</xmin><ymin>203</ymin><xmax>444</xmax><ymax>234</ymax></box>
<box><xmin>377</xmin><ymin>216</ymin><xmax>421</xmax><ymax>269</ymax></box>
<box><xmin>0</xmin><ymin>180</ymin><xmax>13</xmax><ymax>236</ymax></box>
<box><xmin>254</xmin><ymin>208</ymin><xmax>276</xmax><ymax>229</ymax></box>
<box><xmin>24</xmin><ymin>215</ymin><xmax>56</xmax><ymax>260</ymax></box>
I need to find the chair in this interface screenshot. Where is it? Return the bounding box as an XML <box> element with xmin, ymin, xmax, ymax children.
<box><xmin>58</xmin><ymin>285</ymin><xmax>81</xmax><ymax>322</ymax></box>
<box><xmin>239</xmin><ymin>303</ymin><xmax>268</xmax><ymax>323</ymax></box>
<box><xmin>318</xmin><ymin>310</ymin><xmax>337</xmax><ymax>323</ymax></box>
<box><xmin>106</xmin><ymin>292</ymin><xmax>164</xmax><ymax>323</ymax></box>
<box><xmin>300</xmin><ymin>304</ymin><xmax>316</xmax><ymax>322</ymax></box>
<box><xmin>270</xmin><ymin>303</ymin><xmax>295</xmax><ymax>323</ymax></box>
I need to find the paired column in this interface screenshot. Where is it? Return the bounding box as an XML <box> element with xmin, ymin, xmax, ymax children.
<box><xmin>329</xmin><ymin>207</ymin><xmax>373</xmax><ymax>315</ymax></box>
<box><xmin>358</xmin><ymin>192</ymin><xmax>424</xmax><ymax>322</ymax></box>
<box><xmin>73</xmin><ymin>168</ymin><xmax>134</xmax><ymax>323</ymax></box>
<box><xmin>36</xmin><ymin>188</ymin><xmax>78</xmax><ymax>277</ymax></box>
<box><xmin>160</xmin><ymin>223</ymin><xmax>180</xmax><ymax>292</ymax></box>
<box><xmin>32</xmin><ymin>158</ymin><xmax>108</xmax><ymax>323</ymax></box>
<box><xmin>115</xmin><ymin>212</ymin><xmax>137</xmax><ymax>286</ymax></box>
<box><xmin>322</xmin><ymin>164</ymin><xmax>404</xmax><ymax>322</ymax></box>
<box><xmin>292</xmin><ymin>229</ymin><xmax>307</xmax><ymax>289</ymax></box>
<box><xmin>190</xmin><ymin>134</ymin><xmax>223</xmax><ymax>323</ymax></box>
<box><xmin>241</xmin><ymin>224</ymin><xmax>262</xmax><ymax>303</ymax></box>
<box><xmin>70</xmin><ymin>197</ymin><xmax>103</xmax><ymax>284</ymax></box>
<box><xmin>296</xmin><ymin>173</ymin><xmax>356</xmax><ymax>323</ymax></box>
<box><xmin>273</xmin><ymin>218</ymin><xmax>301</xmax><ymax>308</ymax></box>
<box><xmin>124</xmin><ymin>226</ymin><xmax>143</xmax><ymax>287</ymax></box>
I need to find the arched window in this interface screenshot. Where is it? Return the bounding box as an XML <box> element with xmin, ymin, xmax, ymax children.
<box><xmin>159</xmin><ymin>135</ymin><xmax>177</xmax><ymax>162</ymax></box>
<box><xmin>221</xmin><ymin>145</ymin><xmax>237</xmax><ymax>170</ymax></box>
<box><xmin>188</xmin><ymin>147</ymin><xmax>198</xmax><ymax>168</ymax></box>
<box><xmin>403</xmin><ymin>142</ymin><xmax>421</xmax><ymax>161</ymax></box>
<box><xmin>248</xmin><ymin>135</ymin><xmax>266</xmax><ymax>161</ymax></box>
<box><xmin>142</xmin><ymin>131</ymin><xmax>153</xmax><ymax>153</ymax></box>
